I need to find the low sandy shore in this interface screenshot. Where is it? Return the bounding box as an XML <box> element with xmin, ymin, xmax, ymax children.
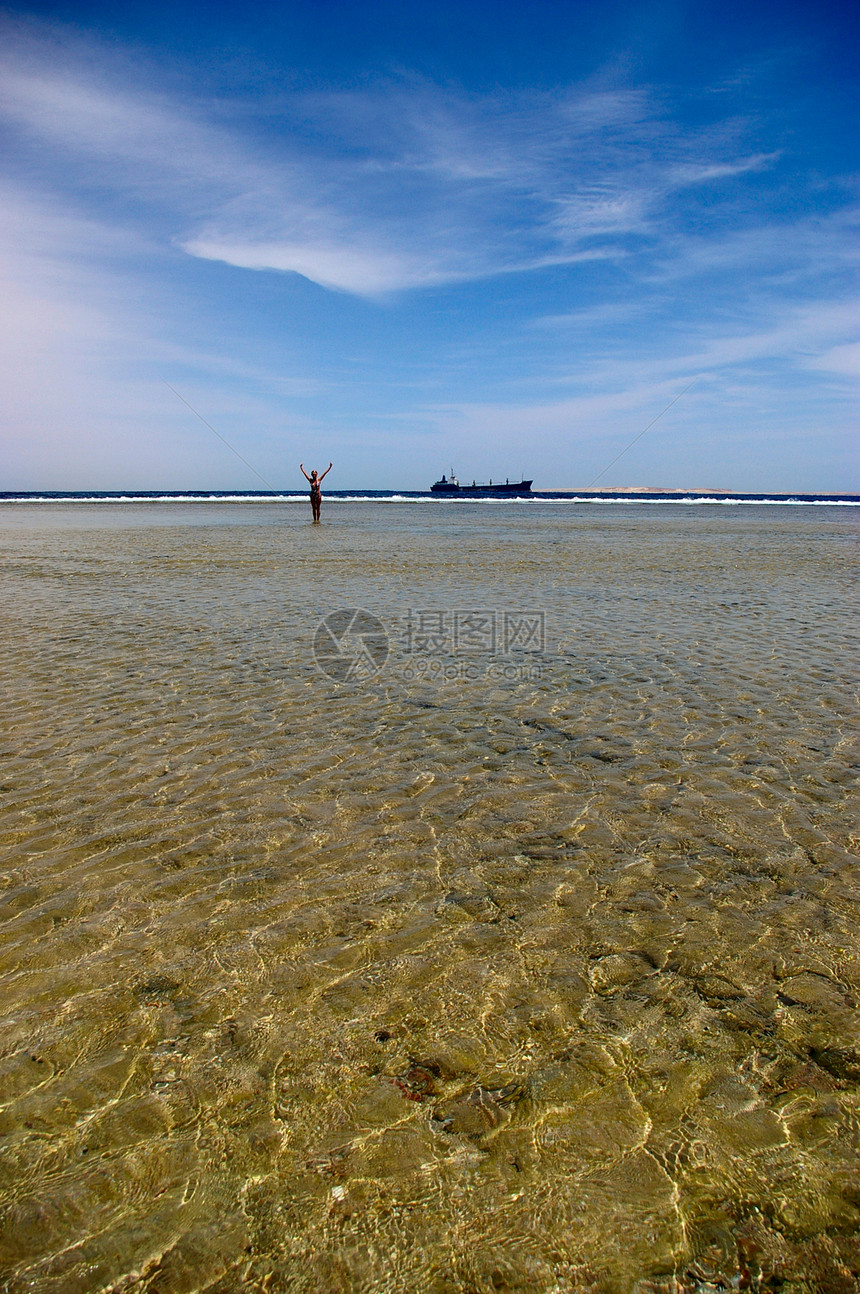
<box><xmin>535</xmin><ymin>485</ymin><xmax>735</xmax><ymax>494</ymax></box>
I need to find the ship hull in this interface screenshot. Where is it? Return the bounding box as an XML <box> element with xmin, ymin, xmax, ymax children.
<box><xmin>430</xmin><ymin>480</ymin><xmax>533</xmax><ymax>495</ymax></box>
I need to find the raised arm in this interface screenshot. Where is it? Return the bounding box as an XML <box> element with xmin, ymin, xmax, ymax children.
<box><xmin>318</xmin><ymin>462</ymin><xmax>333</xmax><ymax>481</ymax></box>
<box><xmin>300</xmin><ymin>463</ymin><xmax>312</xmax><ymax>482</ymax></box>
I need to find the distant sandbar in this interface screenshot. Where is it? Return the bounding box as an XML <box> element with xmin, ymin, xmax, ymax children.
<box><xmin>539</xmin><ymin>486</ymin><xmax>733</xmax><ymax>495</ymax></box>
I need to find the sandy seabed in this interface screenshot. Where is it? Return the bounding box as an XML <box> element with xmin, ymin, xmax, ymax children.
<box><xmin>0</xmin><ymin>501</ymin><xmax>858</xmax><ymax>1293</ymax></box>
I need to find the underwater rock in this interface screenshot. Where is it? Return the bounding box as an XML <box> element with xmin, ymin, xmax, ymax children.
<box><xmin>393</xmin><ymin>1058</ymin><xmax>455</xmax><ymax>1102</ymax></box>
<box><xmin>588</xmin><ymin>952</ymin><xmax>655</xmax><ymax>995</ymax></box>
<box><xmin>436</xmin><ymin>890</ymin><xmax>500</xmax><ymax>921</ymax></box>
<box><xmin>432</xmin><ymin>1083</ymin><xmax>523</xmax><ymax>1139</ymax></box>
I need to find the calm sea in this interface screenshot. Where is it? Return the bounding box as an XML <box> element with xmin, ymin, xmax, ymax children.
<box><xmin>0</xmin><ymin>500</ymin><xmax>858</xmax><ymax>1292</ymax></box>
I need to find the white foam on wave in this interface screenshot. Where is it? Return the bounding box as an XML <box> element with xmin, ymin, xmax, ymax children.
<box><xmin>0</xmin><ymin>494</ymin><xmax>302</xmax><ymax>504</ymax></box>
<box><xmin>1</xmin><ymin>492</ymin><xmax>857</xmax><ymax>507</ymax></box>
<box><xmin>302</xmin><ymin>494</ymin><xmax>860</xmax><ymax>506</ymax></box>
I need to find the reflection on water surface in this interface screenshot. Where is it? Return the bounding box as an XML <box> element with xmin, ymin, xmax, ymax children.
<box><xmin>0</xmin><ymin>503</ymin><xmax>858</xmax><ymax>1292</ymax></box>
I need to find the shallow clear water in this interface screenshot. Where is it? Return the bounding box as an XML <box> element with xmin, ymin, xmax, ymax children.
<box><xmin>0</xmin><ymin>502</ymin><xmax>858</xmax><ymax>1293</ymax></box>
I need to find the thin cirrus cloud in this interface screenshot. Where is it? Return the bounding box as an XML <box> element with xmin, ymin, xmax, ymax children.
<box><xmin>669</xmin><ymin>153</ymin><xmax>781</xmax><ymax>186</ymax></box>
<box><xmin>571</xmin><ymin>299</ymin><xmax>860</xmax><ymax>386</ymax></box>
<box><xmin>0</xmin><ymin>33</ymin><xmax>784</xmax><ymax>298</ymax></box>
<box><xmin>1</xmin><ymin>15</ymin><xmax>857</xmax><ymax>492</ymax></box>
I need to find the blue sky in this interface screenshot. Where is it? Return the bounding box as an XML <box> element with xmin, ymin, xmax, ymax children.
<box><xmin>1</xmin><ymin>0</ymin><xmax>857</xmax><ymax>491</ymax></box>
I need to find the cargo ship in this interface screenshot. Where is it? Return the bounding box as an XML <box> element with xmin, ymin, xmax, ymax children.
<box><xmin>431</xmin><ymin>471</ymin><xmax>532</xmax><ymax>496</ymax></box>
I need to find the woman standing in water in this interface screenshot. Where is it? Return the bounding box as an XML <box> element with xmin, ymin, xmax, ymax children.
<box><xmin>300</xmin><ymin>462</ymin><xmax>332</xmax><ymax>523</ymax></box>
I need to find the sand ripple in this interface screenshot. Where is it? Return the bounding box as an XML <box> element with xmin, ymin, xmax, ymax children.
<box><xmin>0</xmin><ymin>503</ymin><xmax>857</xmax><ymax>1292</ymax></box>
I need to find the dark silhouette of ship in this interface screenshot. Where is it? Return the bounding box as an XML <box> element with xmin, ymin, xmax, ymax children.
<box><xmin>431</xmin><ymin>471</ymin><xmax>532</xmax><ymax>496</ymax></box>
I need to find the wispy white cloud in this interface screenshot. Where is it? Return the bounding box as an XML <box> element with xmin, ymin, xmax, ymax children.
<box><xmin>0</xmin><ymin>26</ymin><xmax>803</xmax><ymax>296</ymax></box>
<box><xmin>669</xmin><ymin>151</ymin><xmax>781</xmax><ymax>186</ymax></box>
<box><xmin>529</xmin><ymin>298</ymin><xmax>860</xmax><ymax>395</ymax></box>
<box><xmin>0</xmin><ymin>17</ymin><xmax>856</xmax><ymax>492</ymax></box>
<box><xmin>182</xmin><ymin>237</ymin><xmax>437</xmax><ymax>296</ymax></box>
<box><xmin>670</xmin><ymin>300</ymin><xmax>860</xmax><ymax>372</ymax></box>
<box><xmin>807</xmin><ymin>340</ymin><xmax>860</xmax><ymax>377</ymax></box>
